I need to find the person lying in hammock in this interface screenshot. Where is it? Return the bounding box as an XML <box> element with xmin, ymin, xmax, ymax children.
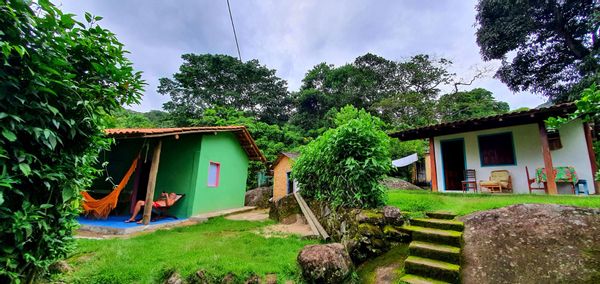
<box><xmin>125</xmin><ymin>192</ymin><xmax>177</xmax><ymax>223</ymax></box>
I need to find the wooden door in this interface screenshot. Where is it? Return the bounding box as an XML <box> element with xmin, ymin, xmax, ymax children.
<box><xmin>441</xmin><ymin>139</ymin><xmax>466</xmax><ymax>191</ymax></box>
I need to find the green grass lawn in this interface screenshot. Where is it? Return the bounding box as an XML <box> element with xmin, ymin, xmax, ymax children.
<box><xmin>58</xmin><ymin>217</ymin><xmax>317</xmax><ymax>283</ymax></box>
<box><xmin>387</xmin><ymin>190</ymin><xmax>600</xmax><ymax>217</ymax></box>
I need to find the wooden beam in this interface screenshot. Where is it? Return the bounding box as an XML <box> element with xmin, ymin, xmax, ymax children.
<box><xmin>583</xmin><ymin>122</ymin><xmax>598</xmax><ymax>194</ymax></box>
<box><xmin>142</xmin><ymin>140</ymin><xmax>162</xmax><ymax>225</ymax></box>
<box><xmin>538</xmin><ymin>122</ymin><xmax>558</xmax><ymax>195</ymax></box>
<box><xmin>429</xmin><ymin>137</ymin><xmax>438</xmax><ymax>192</ymax></box>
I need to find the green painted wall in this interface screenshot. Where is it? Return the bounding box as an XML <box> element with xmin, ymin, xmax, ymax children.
<box><xmin>154</xmin><ymin>135</ymin><xmax>203</xmax><ymax>218</ymax></box>
<box><xmin>191</xmin><ymin>132</ymin><xmax>249</xmax><ymax>214</ymax></box>
<box><xmin>89</xmin><ymin>132</ymin><xmax>250</xmax><ymax>219</ymax></box>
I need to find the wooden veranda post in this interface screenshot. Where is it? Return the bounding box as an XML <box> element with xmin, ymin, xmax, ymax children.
<box><xmin>429</xmin><ymin>137</ymin><xmax>438</xmax><ymax>192</ymax></box>
<box><xmin>583</xmin><ymin>122</ymin><xmax>598</xmax><ymax>194</ymax></box>
<box><xmin>142</xmin><ymin>140</ymin><xmax>162</xmax><ymax>225</ymax></box>
<box><xmin>538</xmin><ymin>122</ymin><xmax>558</xmax><ymax>195</ymax></box>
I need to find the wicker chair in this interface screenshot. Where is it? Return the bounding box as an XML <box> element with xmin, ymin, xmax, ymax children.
<box><xmin>480</xmin><ymin>170</ymin><xmax>512</xmax><ymax>193</ymax></box>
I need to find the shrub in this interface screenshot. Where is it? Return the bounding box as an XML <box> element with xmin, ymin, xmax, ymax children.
<box><xmin>293</xmin><ymin>106</ymin><xmax>390</xmax><ymax>208</ymax></box>
<box><xmin>0</xmin><ymin>1</ymin><xmax>143</xmax><ymax>282</ymax></box>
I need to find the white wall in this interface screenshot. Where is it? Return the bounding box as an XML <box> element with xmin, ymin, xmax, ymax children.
<box><xmin>433</xmin><ymin>119</ymin><xmax>595</xmax><ymax>194</ymax></box>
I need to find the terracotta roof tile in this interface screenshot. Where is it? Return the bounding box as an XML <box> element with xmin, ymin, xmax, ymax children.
<box><xmin>104</xmin><ymin>126</ymin><xmax>266</xmax><ymax>162</ymax></box>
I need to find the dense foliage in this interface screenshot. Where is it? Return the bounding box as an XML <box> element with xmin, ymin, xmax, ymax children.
<box><xmin>293</xmin><ymin>106</ymin><xmax>391</xmax><ymax>208</ymax></box>
<box><xmin>108</xmin><ymin>108</ymin><xmax>173</xmax><ymax>128</ymax></box>
<box><xmin>0</xmin><ymin>1</ymin><xmax>143</xmax><ymax>282</ymax></box>
<box><xmin>292</xmin><ymin>54</ymin><xmax>454</xmax><ymax>132</ymax></box>
<box><xmin>158</xmin><ymin>54</ymin><xmax>293</xmax><ymax>125</ymax></box>
<box><xmin>437</xmin><ymin>88</ymin><xmax>510</xmax><ymax>122</ymax></box>
<box><xmin>475</xmin><ymin>0</ymin><xmax>600</xmax><ymax>101</ymax></box>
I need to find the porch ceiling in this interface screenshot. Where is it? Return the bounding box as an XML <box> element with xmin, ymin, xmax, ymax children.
<box><xmin>389</xmin><ymin>103</ymin><xmax>576</xmax><ymax>141</ymax></box>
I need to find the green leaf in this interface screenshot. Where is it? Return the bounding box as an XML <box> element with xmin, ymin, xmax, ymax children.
<box><xmin>62</xmin><ymin>187</ymin><xmax>76</xmax><ymax>202</ymax></box>
<box><xmin>0</xmin><ymin>192</ymin><xmax>3</xmax><ymax>206</ymax></box>
<box><xmin>84</xmin><ymin>12</ymin><xmax>92</xmax><ymax>23</ymax></box>
<box><xmin>39</xmin><ymin>87</ymin><xmax>57</xmax><ymax>96</ymax></box>
<box><xmin>2</xmin><ymin>129</ymin><xmax>17</xmax><ymax>142</ymax></box>
<box><xmin>19</xmin><ymin>164</ymin><xmax>31</xmax><ymax>176</ymax></box>
<box><xmin>40</xmin><ymin>204</ymin><xmax>53</xmax><ymax>209</ymax></box>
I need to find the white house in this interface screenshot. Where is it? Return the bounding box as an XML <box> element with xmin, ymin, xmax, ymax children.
<box><xmin>390</xmin><ymin>103</ymin><xmax>597</xmax><ymax>194</ymax></box>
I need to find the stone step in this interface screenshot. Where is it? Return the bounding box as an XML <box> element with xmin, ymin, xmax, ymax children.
<box><xmin>409</xmin><ymin>241</ymin><xmax>461</xmax><ymax>264</ymax></box>
<box><xmin>399</xmin><ymin>274</ymin><xmax>451</xmax><ymax>284</ymax></box>
<box><xmin>411</xmin><ymin>218</ymin><xmax>464</xmax><ymax>231</ymax></box>
<box><xmin>401</xmin><ymin>225</ymin><xmax>462</xmax><ymax>247</ymax></box>
<box><xmin>425</xmin><ymin>212</ymin><xmax>457</xmax><ymax>220</ymax></box>
<box><xmin>404</xmin><ymin>256</ymin><xmax>460</xmax><ymax>284</ymax></box>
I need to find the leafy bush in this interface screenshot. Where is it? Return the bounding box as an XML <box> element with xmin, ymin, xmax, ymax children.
<box><xmin>0</xmin><ymin>1</ymin><xmax>143</xmax><ymax>282</ymax></box>
<box><xmin>546</xmin><ymin>83</ymin><xmax>600</xmax><ymax>129</ymax></box>
<box><xmin>293</xmin><ymin>106</ymin><xmax>391</xmax><ymax>208</ymax></box>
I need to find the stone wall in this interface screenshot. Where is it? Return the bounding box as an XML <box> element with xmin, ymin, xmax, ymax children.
<box><xmin>270</xmin><ymin>195</ymin><xmax>411</xmax><ymax>264</ymax></box>
<box><xmin>307</xmin><ymin>201</ymin><xmax>409</xmax><ymax>264</ymax></box>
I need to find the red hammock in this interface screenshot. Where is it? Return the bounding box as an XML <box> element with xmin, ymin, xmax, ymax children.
<box><xmin>82</xmin><ymin>155</ymin><xmax>140</xmax><ymax>219</ymax></box>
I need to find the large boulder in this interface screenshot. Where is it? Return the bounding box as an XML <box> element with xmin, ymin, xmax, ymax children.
<box><xmin>269</xmin><ymin>194</ymin><xmax>302</xmax><ymax>224</ymax></box>
<box><xmin>297</xmin><ymin>243</ymin><xmax>353</xmax><ymax>284</ymax></box>
<box><xmin>244</xmin><ymin>187</ymin><xmax>272</xmax><ymax>208</ymax></box>
<box><xmin>462</xmin><ymin>204</ymin><xmax>600</xmax><ymax>283</ymax></box>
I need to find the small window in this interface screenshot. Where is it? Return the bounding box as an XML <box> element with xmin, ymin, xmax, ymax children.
<box><xmin>208</xmin><ymin>162</ymin><xmax>220</xmax><ymax>187</ymax></box>
<box><xmin>547</xmin><ymin>131</ymin><xmax>562</xmax><ymax>150</ymax></box>
<box><xmin>478</xmin><ymin>132</ymin><xmax>516</xmax><ymax>166</ymax></box>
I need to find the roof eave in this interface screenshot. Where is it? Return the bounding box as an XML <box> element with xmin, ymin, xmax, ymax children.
<box><xmin>390</xmin><ymin>103</ymin><xmax>576</xmax><ymax>141</ymax></box>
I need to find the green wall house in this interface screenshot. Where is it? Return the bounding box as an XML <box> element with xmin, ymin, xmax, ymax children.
<box><xmin>91</xmin><ymin>126</ymin><xmax>265</xmax><ymax>219</ymax></box>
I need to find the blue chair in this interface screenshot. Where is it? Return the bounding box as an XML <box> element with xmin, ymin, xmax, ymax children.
<box><xmin>575</xmin><ymin>180</ymin><xmax>589</xmax><ymax>196</ymax></box>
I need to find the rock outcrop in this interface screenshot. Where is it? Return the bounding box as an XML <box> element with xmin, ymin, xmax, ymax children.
<box><xmin>381</xmin><ymin>176</ymin><xmax>423</xmax><ymax>190</ymax></box>
<box><xmin>307</xmin><ymin>202</ymin><xmax>409</xmax><ymax>264</ymax></box>
<box><xmin>461</xmin><ymin>204</ymin><xmax>600</xmax><ymax>284</ymax></box>
<box><xmin>297</xmin><ymin>243</ymin><xmax>353</xmax><ymax>284</ymax></box>
<box><xmin>244</xmin><ymin>187</ymin><xmax>272</xmax><ymax>208</ymax></box>
<box><xmin>269</xmin><ymin>194</ymin><xmax>302</xmax><ymax>224</ymax></box>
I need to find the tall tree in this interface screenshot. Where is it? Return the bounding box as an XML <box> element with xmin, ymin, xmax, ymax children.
<box><xmin>292</xmin><ymin>54</ymin><xmax>454</xmax><ymax>132</ymax></box>
<box><xmin>158</xmin><ymin>54</ymin><xmax>292</xmax><ymax>125</ymax></box>
<box><xmin>475</xmin><ymin>0</ymin><xmax>600</xmax><ymax>101</ymax></box>
<box><xmin>437</xmin><ymin>88</ymin><xmax>510</xmax><ymax>122</ymax></box>
<box><xmin>372</xmin><ymin>55</ymin><xmax>454</xmax><ymax>129</ymax></box>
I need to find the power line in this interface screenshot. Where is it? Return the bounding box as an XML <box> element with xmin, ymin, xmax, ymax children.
<box><xmin>226</xmin><ymin>0</ymin><xmax>242</xmax><ymax>61</ymax></box>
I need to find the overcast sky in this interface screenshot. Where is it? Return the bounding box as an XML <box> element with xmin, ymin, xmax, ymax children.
<box><xmin>55</xmin><ymin>0</ymin><xmax>546</xmax><ymax>112</ymax></box>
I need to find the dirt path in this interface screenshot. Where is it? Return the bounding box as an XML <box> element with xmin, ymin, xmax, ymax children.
<box><xmin>226</xmin><ymin>209</ymin><xmax>315</xmax><ymax>238</ymax></box>
<box><xmin>225</xmin><ymin>208</ymin><xmax>270</xmax><ymax>221</ymax></box>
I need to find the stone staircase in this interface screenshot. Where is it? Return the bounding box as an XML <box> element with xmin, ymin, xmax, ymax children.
<box><xmin>399</xmin><ymin>212</ymin><xmax>464</xmax><ymax>284</ymax></box>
